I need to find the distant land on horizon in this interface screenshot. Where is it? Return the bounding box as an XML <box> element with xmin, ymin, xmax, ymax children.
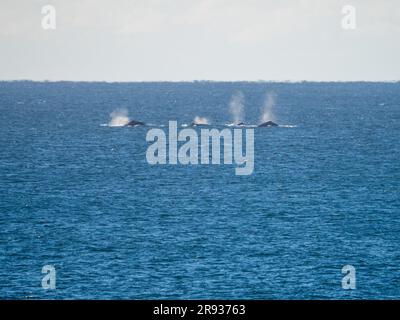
<box><xmin>1</xmin><ymin>79</ymin><xmax>400</xmax><ymax>84</ymax></box>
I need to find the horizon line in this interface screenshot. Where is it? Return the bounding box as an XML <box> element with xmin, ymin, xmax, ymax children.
<box><xmin>1</xmin><ymin>79</ymin><xmax>400</xmax><ymax>84</ymax></box>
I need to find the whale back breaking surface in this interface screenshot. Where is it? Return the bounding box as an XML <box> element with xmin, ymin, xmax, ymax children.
<box><xmin>125</xmin><ymin>120</ymin><xmax>145</xmax><ymax>126</ymax></box>
<box><xmin>258</xmin><ymin>121</ymin><xmax>278</xmax><ymax>127</ymax></box>
<box><xmin>124</xmin><ymin>120</ymin><xmax>278</xmax><ymax>127</ymax></box>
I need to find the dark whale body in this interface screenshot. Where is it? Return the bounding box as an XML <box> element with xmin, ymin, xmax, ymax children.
<box><xmin>125</xmin><ymin>120</ymin><xmax>145</xmax><ymax>126</ymax></box>
<box><xmin>258</xmin><ymin>121</ymin><xmax>278</xmax><ymax>127</ymax></box>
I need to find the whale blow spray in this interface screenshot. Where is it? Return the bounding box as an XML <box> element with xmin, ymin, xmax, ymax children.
<box><xmin>109</xmin><ymin>108</ymin><xmax>130</xmax><ymax>127</ymax></box>
<box><xmin>260</xmin><ymin>92</ymin><xmax>276</xmax><ymax>124</ymax></box>
<box><xmin>229</xmin><ymin>91</ymin><xmax>245</xmax><ymax>124</ymax></box>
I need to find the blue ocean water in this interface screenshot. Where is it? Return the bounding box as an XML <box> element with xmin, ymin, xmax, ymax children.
<box><xmin>0</xmin><ymin>81</ymin><xmax>399</xmax><ymax>299</ymax></box>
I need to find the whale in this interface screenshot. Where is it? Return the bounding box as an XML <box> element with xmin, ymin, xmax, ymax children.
<box><xmin>225</xmin><ymin>122</ymin><xmax>245</xmax><ymax>127</ymax></box>
<box><xmin>125</xmin><ymin>119</ymin><xmax>145</xmax><ymax>126</ymax></box>
<box><xmin>190</xmin><ymin>122</ymin><xmax>209</xmax><ymax>127</ymax></box>
<box><xmin>258</xmin><ymin>121</ymin><xmax>278</xmax><ymax>127</ymax></box>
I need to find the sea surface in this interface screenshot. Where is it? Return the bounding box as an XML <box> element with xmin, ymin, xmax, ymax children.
<box><xmin>0</xmin><ymin>81</ymin><xmax>399</xmax><ymax>299</ymax></box>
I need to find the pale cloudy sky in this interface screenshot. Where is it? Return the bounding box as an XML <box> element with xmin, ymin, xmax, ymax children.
<box><xmin>1</xmin><ymin>0</ymin><xmax>399</xmax><ymax>81</ymax></box>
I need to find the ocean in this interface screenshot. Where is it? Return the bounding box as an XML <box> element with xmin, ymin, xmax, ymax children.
<box><xmin>0</xmin><ymin>81</ymin><xmax>399</xmax><ymax>299</ymax></box>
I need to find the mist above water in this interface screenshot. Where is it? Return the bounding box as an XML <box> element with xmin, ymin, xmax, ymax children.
<box><xmin>109</xmin><ymin>108</ymin><xmax>130</xmax><ymax>127</ymax></box>
<box><xmin>192</xmin><ymin>116</ymin><xmax>209</xmax><ymax>125</ymax></box>
<box><xmin>229</xmin><ymin>91</ymin><xmax>245</xmax><ymax>124</ymax></box>
<box><xmin>260</xmin><ymin>92</ymin><xmax>276</xmax><ymax>124</ymax></box>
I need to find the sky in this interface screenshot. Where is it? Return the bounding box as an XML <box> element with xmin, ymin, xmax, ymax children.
<box><xmin>0</xmin><ymin>0</ymin><xmax>399</xmax><ymax>81</ymax></box>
